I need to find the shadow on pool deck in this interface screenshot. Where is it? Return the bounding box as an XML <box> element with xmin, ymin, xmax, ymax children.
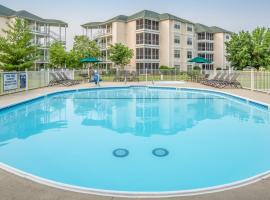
<box><xmin>0</xmin><ymin>82</ymin><xmax>270</xmax><ymax>200</ymax></box>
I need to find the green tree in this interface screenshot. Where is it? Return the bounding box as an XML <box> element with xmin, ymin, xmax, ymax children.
<box><xmin>0</xmin><ymin>18</ymin><xmax>37</xmax><ymax>71</ymax></box>
<box><xmin>48</xmin><ymin>41</ymin><xmax>67</xmax><ymax>68</ymax></box>
<box><xmin>73</xmin><ymin>35</ymin><xmax>100</xmax><ymax>59</ymax></box>
<box><xmin>226</xmin><ymin>27</ymin><xmax>270</xmax><ymax>70</ymax></box>
<box><xmin>66</xmin><ymin>50</ymin><xmax>80</xmax><ymax>69</ymax></box>
<box><xmin>250</xmin><ymin>27</ymin><xmax>270</xmax><ymax>68</ymax></box>
<box><xmin>108</xmin><ymin>43</ymin><xmax>134</xmax><ymax>69</ymax></box>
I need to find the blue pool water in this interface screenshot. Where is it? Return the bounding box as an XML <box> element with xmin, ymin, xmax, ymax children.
<box><xmin>0</xmin><ymin>87</ymin><xmax>270</xmax><ymax>192</ymax></box>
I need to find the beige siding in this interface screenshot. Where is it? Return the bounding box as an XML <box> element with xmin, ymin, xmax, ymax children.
<box><xmin>126</xmin><ymin>21</ymin><xmax>136</xmax><ymax>68</ymax></box>
<box><xmin>159</xmin><ymin>20</ymin><xmax>171</xmax><ymax>67</ymax></box>
<box><xmin>0</xmin><ymin>17</ymin><xmax>11</xmax><ymax>36</ymax></box>
<box><xmin>214</xmin><ymin>33</ymin><xmax>226</xmax><ymax>69</ymax></box>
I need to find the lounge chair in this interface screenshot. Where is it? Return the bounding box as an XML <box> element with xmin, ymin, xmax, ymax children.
<box><xmin>201</xmin><ymin>72</ymin><xmax>221</xmax><ymax>85</ymax></box>
<box><xmin>56</xmin><ymin>72</ymin><xmax>79</xmax><ymax>85</ymax></box>
<box><xmin>212</xmin><ymin>73</ymin><xmax>232</xmax><ymax>88</ymax></box>
<box><xmin>49</xmin><ymin>73</ymin><xmax>74</xmax><ymax>86</ymax></box>
<box><xmin>202</xmin><ymin>72</ymin><xmax>226</xmax><ymax>86</ymax></box>
<box><xmin>60</xmin><ymin>72</ymin><xmax>80</xmax><ymax>85</ymax></box>
<box><xmin>216</xmin><ymin>73</ymin><xmax>242</xmax><ymax>88</ymax></box>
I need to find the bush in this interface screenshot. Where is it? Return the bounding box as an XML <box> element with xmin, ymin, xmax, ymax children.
<box><xmin>160</xmin><ymin>65</ymin><xmax>170</xmax><ymax>69</ymax></box>
<box><xmin>193</xmin><ymin>66</ymin><xmax>201</xmax><ymax>71</ymax></box>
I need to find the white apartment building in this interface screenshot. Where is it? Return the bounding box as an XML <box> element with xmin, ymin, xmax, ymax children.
<box><xmin>82</xmin><ymin>10</ymin><xmax>232</xmax><ymax>72</ymax></box>
<box><xmin>0</xmin><ymin>4</ymin><xmax>68</xmax><ymax>69</ymax></box>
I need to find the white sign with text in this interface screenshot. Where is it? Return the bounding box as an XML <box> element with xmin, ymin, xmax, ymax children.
<box><xmin>4</xmin><ymin>73</ymin><xmax>18</xmax><ymax>91</ymax></box>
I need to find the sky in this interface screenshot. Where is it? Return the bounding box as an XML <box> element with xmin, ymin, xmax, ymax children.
<box><xmin>1</xmin><ymin>0</ymin><xmax>270</xmax><ymax>49</ymax></box>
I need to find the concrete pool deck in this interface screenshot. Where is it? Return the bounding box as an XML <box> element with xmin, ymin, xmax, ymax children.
<box><xmin>0</xmin><ymin>82</ymin><xmax>270</xmax><ymax>200</ymax></box>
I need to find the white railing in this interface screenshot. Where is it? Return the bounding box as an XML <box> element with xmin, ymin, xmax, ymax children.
<box><xmin>0</xmin><ymin>69</ymin><xmax>269</xmax><ymax>95</ymax></box>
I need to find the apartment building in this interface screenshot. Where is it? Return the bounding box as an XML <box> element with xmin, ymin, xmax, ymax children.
<box><xmin>0</xmin><ymin>4</ymin><xmax>68</xmax><ymax>69</ymax></box>
<box><xmin>82</xmin><ymin>10</ymin><xmax>232</xmax><ymax>72</ymax></box>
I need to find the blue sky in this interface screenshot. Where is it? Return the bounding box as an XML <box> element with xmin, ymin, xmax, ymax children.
<box><xmin>1</xmin><ymin>0</ymin><xmax>270</xmax><ymax>49</ymax></box>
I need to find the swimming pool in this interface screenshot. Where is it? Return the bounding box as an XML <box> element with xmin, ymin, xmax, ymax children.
<box><xmin>0</xmin><ymin>86</ymin><xmax>270</xmax><ymax>196</ymax></box>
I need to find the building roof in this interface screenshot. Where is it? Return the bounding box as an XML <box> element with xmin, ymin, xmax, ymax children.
<box><xmin>82</xmin><ymin>10</ymin><xmax>231</xmax><ymax>34</ymax></box>
<box><xmin>0</xmin><ymin>4</ymin><xmax>15</xmax><ymax>16</ymax></box>
<box><xmin>0</xmin><ymin>4</ymin><xmax>68</xmax><ymax>26</ymax></box>
<box><xmin>82</xmin><ymin>10</ymin><xmax>194</xmax><ymax>28</ymax></box>
<box><xmin>195</xmin><ymin>23</ymin><xmax>231</xmax><ymax>34</ymax></box>
<box><xmin>159</xmin><ymin>13</ymin><xmax>193</xmax><ymax>24</ymax></box>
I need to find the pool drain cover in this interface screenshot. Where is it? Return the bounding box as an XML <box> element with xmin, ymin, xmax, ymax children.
<box><xmin>113</xmin><ymin>148</ymin><xmax>129</xmax><ymax>158</ymax></box>
<box><xmin>152</xmin><ymin>148</ymin><xmax>169</xmax><ymax>157</ymax></box>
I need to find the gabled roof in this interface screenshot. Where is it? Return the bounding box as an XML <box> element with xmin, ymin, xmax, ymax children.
<box><xmin>0</xmin><ymin>4</ymin><xmax>15</xmax><ymax>16</ymax></box>
<box><xmin>0</xmin><ymin>4</ymin><xmax>68</xmax><ymax>26</ymax></box>
<box><xmin>82</xmin><ymin>10</ymin><xmax>194</xmax><ymax>28</ymax></box>
<box><xmin>159</xmin><ymin>13</ymin><xmax>193</xmax><ymax>24</ymax></box>
<box><xmin>195</xmin><ymin>23</ymin><xmax>231</xmax><ymax>34</ymax></box>
<box><xmin>45</xmin><ymin>19</ymin><xmax>68</xmax><ymax>26</ymax></box>
<box><xmin>13</xmin><ymin>10</ymin><xmax>44</xmax><ymax>22</ymax></box>
<box><xmin>128</xmin><ymin>10</ymin><xmax>160</xmax><ymax>21</ymax></box>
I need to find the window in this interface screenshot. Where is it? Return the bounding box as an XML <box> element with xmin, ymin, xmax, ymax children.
<box><xmin>206</xmin><ymin>33</ymin><xmax>214</xmax><ymax>40</ymax></box>
<box><xmin>174</xmin><ymin>50</ymin><xmax>180</xmax><ymax>58</ymax></box>
<box><xmin>187</xmin><ymin>25</ymin><xmax>193</xmax><ymax>32</ymax></box>
<box><xmin>145</xmin><ymin>33</ymin><xmax>152</xmax><ymax>44</ymax></box>
<box><xmin>174</xmin><ymin>36</ymin><xmax>180</xmax><ymax>44</ymax></box>
<box><xmin>136</xmin><ymin>63</ymin><xmax>160</xmax><ymax>73</ymax></box>
<box><xmin>174</xmin><ymin>23</ymin><xmax>181</xmax><ymax>30</ymax></box>
<box><xmin>152</xmin><ymin>49</ymin><xmax>159</xmax><ymax>59</ymax></box>
<box><xmin>136</xmin><ymin>19</ymin><xmax>144</xmax><ymax>30</ymax></box>
<box><xmin>136</xmin><ymin>33</ymin><xmax>144</xmax><ymax>44</ymax></box>
<box><xmin>187</xmin><ymin>37</ymin><xmax>193</xmax><ymax>45</ymax></box>
<box><xmin>145</xmin><ymin>19</ymin><xmax>152</xmax><ymax>29</ymax></box>
<box><xmin>187</xmin><ymin>51</ymin><xmax>192</xmax><ymax>59</ymax></box>
<box><xmin>152</xmin><ymin>34</ymin><xmax>159</xmax><ymax>45</ymax></box>
<box><xmin>198</xmin><ymin>32</ymin><xmax>205</xmax><ymax>40</ymax></box>
<box><xmin>198</xmin><ymin>43</ymin><xmax>205</xmax><ymax>51</ymax></box>
<box><xmin>136</xmin><ymin>48</ymin><xmax>159</xmax><ymax>59</ymax></box>
<box><xmin>136</xmin><ymin>48</ymin><xmax>144</xmax><ymax>59</ymax></box>
<box><xmin>152</xmin><ymin>21</ymin><xmax>159</xmax><ymax>31</ymax></box>
<box><xmin>202</xmin><ymin>64</ymin><xmax>214</xmax><ymax>70</ymax></box>
<box><xmin>226</xmin><ymin>35</ymin><xmax>230</xmax><ymax>40</ymax></box>
<box><xmin>145</xmin><ymin>48</ymin><xmax>152</xmax><ymax>59</ymax></box>
<box><xmin>187</xmin><ymin>65</ymin><xmax>193</xmax><ymax>72</ymax></box>
<box><xmin>198</xmin><ymin>43</ymin><xmax>214</xmax><ymax>51</ymax></box>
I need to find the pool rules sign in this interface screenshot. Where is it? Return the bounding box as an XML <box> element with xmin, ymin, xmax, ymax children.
<box><xmin>3</xmin><ymin>73</ymin><xmax>18</xmax><ymax>91</ymax></box>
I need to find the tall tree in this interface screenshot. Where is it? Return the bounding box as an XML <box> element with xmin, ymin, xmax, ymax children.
<box><xmin>226</xmin><ymin>27</ymin><xmax>270</xmax><ymax>70</ymax></box>
<box><xmin>250</xmin><ymin>27</ymin><xmax>270</xmax><ymax>68</ymax></box>
<box><xmin>108</xmin><ymin>43</ymin><xmax>134</xmax><ymax>69</ymax></box>
<box><xmin>73</xmin><ymin>35</ymin><xmax>100</xmax><ymax>59</ymax></box>
<box><xmin>48</xmin><ymin>41</ymin><xmax>67</xmax><ymax>68</ymax></box>
<box><xmin>0</xmin><ymin>18</ymin><xmax>37</xmax><ymax>71</ymax></box>
<box><xmin>65</xmin><ymin>50</ymin><xmax>80</xmax><ymax>69</ymax></box>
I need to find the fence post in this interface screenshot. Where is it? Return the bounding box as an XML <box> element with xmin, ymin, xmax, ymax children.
<box><xmin>47</xmin><ymin>69</ymin><xmax>50</xmax><ymax>86</ymax></box>
<box><xmin>251</xmin><ymin>69</ymin><xmax>255</xmax><ymax>91</ymax></box>
<box><xmin>146</xmin><ymin>68</ymin><xmax>148</xmax><ymax>82</ymax></box>
<box><xmin>72</xmin><ymin>69</ymin><xmax>75</xmax><ymax>80</ymax></box>
<box><xmin>25</xmin><ymin>69</ymin><xmax>29</xmax><ymax>91</ymax></box>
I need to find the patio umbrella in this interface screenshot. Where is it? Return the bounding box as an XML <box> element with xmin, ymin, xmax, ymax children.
<box><xmin>188</xmin><ymin>57</ymin><xmax>212</xmax><ymax>71</ymax></box>
<box><xmin>188</xmin><ymin>57</ymin><xmax>211</xmax><ymax>64</ymax></box>
<box><xmin>80</xmin><ymin>57</ymin><xmax>101</xmax><ymax>63</ymax></box>
<box><xmin>80</xmin><ymin>57</ymin><xmax>101</xmax><ymax>76</ymax></box>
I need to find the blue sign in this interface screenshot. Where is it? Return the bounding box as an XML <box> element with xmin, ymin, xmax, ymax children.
<box><xmin>19</xmin><ymin>73</ymin><xmax>27</xmax><ymax>89</ymax></box>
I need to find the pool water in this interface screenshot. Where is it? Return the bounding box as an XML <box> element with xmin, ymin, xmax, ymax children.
<box><xmin>0</xmin><ymin>87</ymin><xmax>270</xmax><ymax>193</ymax></box>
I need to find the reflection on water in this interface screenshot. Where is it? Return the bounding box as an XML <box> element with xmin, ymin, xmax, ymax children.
<box><xmin>0</xmin><ymin>88</ymin><xmax>269</xmax><ymax>142</ymax></box>
<box><xmin>0</xmin><ymin>98</ymin><xmax>68</xmax><ymax>143</ymax></box>
<box><xmin>73</xmin><ymin>88</ymin><xmax>270</xmax><ymax>137</ymax></box>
